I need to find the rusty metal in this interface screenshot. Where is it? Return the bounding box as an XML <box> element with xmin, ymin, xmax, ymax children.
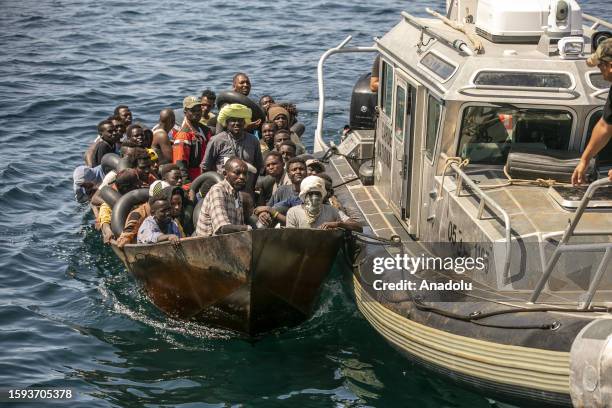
<box><xmin>112</xmin><ymin>228</ymin><xmax>344</xmax><ymax>336</ymax></box>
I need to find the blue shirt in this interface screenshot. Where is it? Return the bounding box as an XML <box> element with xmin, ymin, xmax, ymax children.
<box><xmin>137</xmin><ymin>216</ymin><xmax>181</xmax><ymax>244</ymax></box>
<box><xmin>273</xmin><ymin>196</ymin><xmax>302</xmax><ymax>210</ymax></box>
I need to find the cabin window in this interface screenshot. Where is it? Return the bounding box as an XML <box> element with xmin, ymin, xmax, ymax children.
<box><xmin>420</xmin><ymin>52</ymin><xmax>456</xmax><ymax>81</ymax></box>
<box><xmin>457</xmin><ymin>106</ymin><xmax>573</xmax><ymax>165</ymax></box>
<box><xmin>588</xmin><ymin>72</ymin><xmax>608</xmax><ymax>90</ymax></box>
<box><xmin>394</xmin><ymin>85</ymin><xmax>406</xmax><ymax>140</ymax></box>
<box><xmin>381</xmin><ymin>60</ymin><xmax>393</xmax><ymax>115</ymax></box>
<box><xmin>584</xmin><ymin>110</ymin><xmax>612</xmax><ymax>166</ymax></box>
<box><xmin>474</xmin><ymin>71</ymin><xmax>573</xmax><ymax>89</ymax></box>
<box><xmin>425</xmin><ymin>96</ymin><xmax>442</xmax><ymax>160</ymax></box>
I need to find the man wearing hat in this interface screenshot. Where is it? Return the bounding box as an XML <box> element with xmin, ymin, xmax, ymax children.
<box><xmin>573</xmin><ymin>38</ymin><xmax>612</xmax><ymax>185</ymax></box>
<box><xmin>172</xmin><ymin>96</ymin><xmax>213</xmax><ymax>183</ymax></box>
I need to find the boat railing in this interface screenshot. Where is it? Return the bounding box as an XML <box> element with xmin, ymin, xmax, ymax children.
<box><xmin>530</xmin><ymin>178</ymin><xmax>612</xmax><ymax>309</ymax></box>
<box><xmin>457</xmin><ymin>84</ymin><xmax>580</xmax><ymax>100</ymax></box>
<box><xmin>442</xmin><ymin>154</ymin><xmax>513</xmax><ymax>279</ymax></box>
<box><xmin>315</xmin><ymin>36</ymin><xmax>377</xmax><ymax>153</ymax></box>
<box><xmin>583</xmin><ymin>13</ymin><xmax>612</xmax><ymax>31</ymax></box>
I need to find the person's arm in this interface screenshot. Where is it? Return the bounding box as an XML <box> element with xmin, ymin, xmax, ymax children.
<box><xmin>217</xmin><ymin>224</ymin><xmax>251</xmax><ymax>234</ymax></box>
<box><xmin>320</xmin><ymin>209</ymin><xmax>363</xmax><ymax>232</ymax></box>
<box><xmin>370</xmin><ymin>54</ymin><xmax>380</xmax><ymax>92</ymax></box>
<box><xmin>572</xmin><ymin>118</ymin><xmax>612</xmax><ymax>185</ymax></box>
<box><xmin>153</xmin><ymin>129</ymin><xmax>173</xmax><ymax>163</ymax></box>
<box><xmin>98</xmin><ymin>203</ymin><xmax>114</xmax><ymax>243</ymax></box>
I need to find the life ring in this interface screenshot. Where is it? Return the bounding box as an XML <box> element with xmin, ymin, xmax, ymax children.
<box><xmin>290</xmin><ymin>122</ymin><xmax>305</xmax><ymax>138</ymax></box>
<box><xmin>190</xmin><ymin>171</ymin><xmax>223</xmax><ymax>197</ymax></box>
<box><xmin>110</xmin><ymin>188</ymin><xmax>149</xmax><ymax>237</ymax></box>
<box><xmin>101</xmin><ymin>153</ymin><xmax>120</xmax><ymax>173</ymax></box>
<box><xmin>216</xmin><ymin>91</ymin><xmax>266</xmax><ymax>123</ymax></box>
<box><xmin>99</xmin><ymin>186</ymin><xmax>121</xmax><ymax>208</ymax></box>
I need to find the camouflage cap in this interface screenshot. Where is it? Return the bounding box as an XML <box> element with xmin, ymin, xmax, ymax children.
<box><xmin>587</xmin><ymin>38</ymin><xmax>612</xmax><ymax>67</ymax></box>
<box><xmin>183</xmin><ymin>96</ymin><xmax>201</xmax><ymax>109</ymax></box>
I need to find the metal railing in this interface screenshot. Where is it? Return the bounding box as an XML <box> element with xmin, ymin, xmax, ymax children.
<box><xmin>445</xmin><ymin>158</ymin><xmax>513</xmax><ymax>279</ymax></box>
<box><xmin>530</xmin><ymin>178</ymin><xmax>612</xmax><ymax>309</ymax></box>
<box><xmin>314</xmin><ymin>36</ymin><xmax>377</xmax><ymax>153</ymax></box>
<box><xmin>583</xmin><ymin>13</ymin><xmax>612</xmax><ymax>31</ymax></box>
<box><xmin>458</xmin><ymin>84</ymin><xmax>581</xmax><ymax>100</ymax></box>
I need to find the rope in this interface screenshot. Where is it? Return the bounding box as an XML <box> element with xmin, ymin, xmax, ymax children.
<box><xmin>438</xmin><ymin>157</ymin><xmax>469</xmax><ymax>199</ymax></box>
<box><xmin>350</xmin><ymin>231</ymin><xmax>403</xmax><ymax>247</ymax></box>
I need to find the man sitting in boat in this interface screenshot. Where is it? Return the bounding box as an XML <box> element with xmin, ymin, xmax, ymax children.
<box><xmin>199</xmin><ymin>89</ymin><xmax>217</xmax><ymax>128</ymax></box>
<box><xmin>573</xmin><ymin>38</ymin><xmax>612</xmax><ymax>184</ymax></box>
<box><xmin>306</xmin><ymin>159</ymin><xmax>325</xmax><ymax>176</ymax></box>
<box><xmin>285</xmin><ymin>175</ymin><xmax>362</xmax><ymax>232</ymax></box>
<box><xmin>129</xmin><ymin>147</ymin><xmax>158</xmax><ymax>188</ymax></box>
<box><xmin>278</xmin><ymin>140</ymin><xmax>297</xmax><ymax>164</ymax></box>
<box><xmin>98</xmin><ymin>168</ymin><xmax>142</xmax><ymax>244</ymax></box>
<box><xmin>266</xmin><ymin>157</ymin><xmax>306</xmax><ymax>206</ymax></box>
<box><xmin>200</xmin><ymin>103</ymin><xmax>263</xmax><ymax>193</ymax></box>
<box><xmin>89</xmin><ymin>119</ymin><xmax>121</xmax><ymax>168</ymax></box>
<box><xmin>73</xmin><ymin>165</ymin><xmax>104</xmax><ymax>203</ymax></box>
<box><xmin>255</xmin><ymin>151</ymin><xmax>291</xmax><ymax>206</ymax></box>
<box><xmin>195</xmin><ymin>157</ymin><xmax>252</xmax><ymax>237</ymax></box>
<box><xmin>259</xmin><ymin>95</ymin><xmax>275</xmax><ymax>115</ymax></box>
<box><xmin>137</xmin><ymin>193</ymin><xmax>182</xmax><ymax>244</ymax></box>
<box><xmin>267</xmin><ymin>105</ymin><xmax>305</xmax><ymax>155</ymax></box>
<box><xmin>151</xmin><ymin>108</ymin><xmax>175</xmax><ymax>164</ymax></box>
<box><xmin>172</xmin><ymin>96</ymin><xmax>213</xmax><ymax>184</ymax></box>
<box><xmin>259</xmin><ymin>121</ymin><xmax>276</xmax><ymax>155</ymax></box>
<box><xmin>114</xmin><ymin>105</ymin><xmax>132</xmax><ymax>129</ymax></box>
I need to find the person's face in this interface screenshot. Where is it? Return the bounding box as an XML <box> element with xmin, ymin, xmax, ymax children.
<box><xmin>265</xmin><ymin>156</ymin><xmax>284</xmax><ymax>178</ymax></box>
<box><xmin>112</xmin><ymin>119</ymin><xmax>126</xmax><ymax>136</ymax></box>
<box><xmin>260</xmin><ymin>96</ymin><xmax>274</xmax><ymax>111</ymax></box>
<box><xmin>279</xmin><ymin>145</ymin><xmax>296</xmax><ymax>163</ymax></box>
<box><xmin>185</xmin><ymin>105</ymin><xmax>202</xmax><ymax>124</ymax></box>
<box><xmin>170</xmin><ymin>194</ymin><xmax>183</xmax><ymax>218</ymax></box>
<box><xmin>225</xmin><ymin>162</ymin><xmax>248</xmax><ymax>191</ymax></box>
<box><xmin>136</xmin><ymin>157</ymin><xmax>152</xmax><ymax>180</ymax></box>
<box><xmin>226</xmin><ymin>117</ymin><xmax>245</xmax><ymax>137</ymax></box>
<box><xmin>599</xmin><ymin>60</ymin><xmax>612</xmax><ymax>82</ymax></box>
<box><xmin>152</xmin><ymin>200</ymin><xmax>172</xmax><ymax>226</ymax></box>
<box><xmin>288</xmin><ymin>162</ymin><xmax>307</xmax><ymax>185</ymax></box>
<box><xmin>200</xmin><ymin>97</ymin><xmax>215</xmax><ymax>116</ymax></box>
<box><xmin>118</xmin><ymin>107</ymin><xmax>132</xmax><ymax>126</ymax></box>
<box><xmin>128</xmin><ymin>127</ymin><xmax>145</xmax><ymax>146</ymax></box>
<box><xmin>307</xmin><ymin>166</ymin><xmax>319</xmax><ymax>176</ymax></box>
<box><xmin>274</xmin><ymin>133</ymin><xmax>290</xmax><ymax>150</ymax></box>
<box><xmin>165</xmin><ymin>169</ymin><xmax>183</xmax><ymax>186</ymax></box>
<box><xmin>273</xmin><ymin>114</ymin><xmax>288</xmax><ymax>130</ymax></box>
<box><xmin>100</xmin><ymin>123</ymin><xmax>115</xmax><ymax>143</ymax></box>
<box><xmin>233</xmin><ymin>75</ymin><xmax>251</xmax><ymax>96</ymax></box>
<box><xmin>262</xmin><ymin>124</ymin><xmax>275</xmax><ymax>143</ymax></box>
<box><xmin>304</xmin><ymin>191</ymin><xmax>323</xmax><ymax>213</ymax></box>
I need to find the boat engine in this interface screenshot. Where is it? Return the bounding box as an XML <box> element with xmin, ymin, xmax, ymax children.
<box><xmin>570</xmin><ymin>320</ymin><xmax>612</xmax><ymax>407</ymax></box>
<box><xmin>349</xmin><ymin>72</ymin><xmax>376</xmax><ymax>130</ymax></box>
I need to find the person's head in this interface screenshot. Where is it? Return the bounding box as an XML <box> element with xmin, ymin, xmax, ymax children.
<box><xmin>274</xmin><ymin>129</ymin><xmax>291</xmax><ymax>151</ymax></box>
<box><xmin>588</xmin><ymin>38</ymin><xmax>612</xmax><ymax>82</ymax></box>
<box><xmin>299</xmin><ymin>175</ymin><xmax>327</xmax><ymax>215</ymax></box>
<box><xmin>97</xmin><ymin>119</ymin><xmax>116</xmax><ymax>144</ymax></box>
<box><xmin>127</xmin><ymin>147</ymin><xmax>152</xmax><ymax>181</ymax></box>
<box><xmin>159</xmin><ymin>108</ymin><xmax>175</xmax><ymax>132</ymax></box>
<box><xmin>183</xmin><ymin>95</ymin><xmax>202</xmax><ymax>125</ymax></box>
<box><xmin>264</xmin><ymin>151</ymin><xmax>284</xmax><ymax>178</ymax></box>
<box><xmin>261</xmin><ymin>122</ymin><xmax>277</xmax><ymax>145</ymax></box>
<box><xmin>279</xmin><ymin>141</ymin><xmax>297</xmax><ymax>163</ymax></box>
<box><xmin>268</xmin><ymin>105</ymin><xmax>290</xmax><ymax>130</ymax></box>
<box><xmin>286</xmin><ymin>157</ymin><xmax>307</xmax><ymax>187</ymax></box>
<box><xmin>149</xmin><ymin>195</ymin><xmax>172</xmax><ymax>226</ymax></box>
<box><xmin>232</xmin><ymin>73</ymin><xmax>251</xmax><ymax>96</ymax></box>
<box><xmin>200</xmin><ymin>89</ymin><xmax>216</xmax><ymax>117</ymax></box>
<box><xmin>259</xmin><ymin>95</ymin><xmax>275</xmax><ymax>112</ymax></box>
<box><xmin>161</xmin><ymin>164</ymin><xmax>183</xmax><ymax>186</ymax></box>
<box><xmin>126</xmin><ymin>124</ymin><xmax>145</xmax><ymax>147</ymax></box>
<box><xmin>306</xmin><ymin>159</ymin><xmax>325</xmax><ymax>176</ymax></box>
<box><xmin>160</xmin><ymin>186</ymin><xmax>184</xmax><ymax>218</ymax></box>
<box><xmin>73</xmin><ymin>165</ymin><xmax>101</xmax><ymax>202</ymax></box>
<box><xmin>218</xmin><ymin>104</ymin><xmax>252</xmax><ymax>137</ymax></box>
<box><xmin>114</xmin><ymin>168</ymin><xmax>140</xmax><ymax>195</ymax></box>
<box><xmin>114</xmin><ymin>105</ymin><xmax>132</xmax><ymax>126</ymax></box>
<box><xmin>109</xmin><ymin>116</ymin><xmax>126</xmax><ymax>138</ymax></box>
<box><xmin>223</xmin><ymin>157</ymin><xmax>248</xmax><ymax>191</ymax></box>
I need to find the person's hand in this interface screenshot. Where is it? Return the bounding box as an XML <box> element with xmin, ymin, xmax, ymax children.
<box><xmin>188</xmin><ymin>190</ymin><xmax>196</xmax><ymax>202</ymax></box>
<box><xmin>258</xmin><ymin>211</ymin><xmax>273</xmax><ymax>227</ymax></box>
<box><xmin>608</xmin><ymin>168</ymin><xmax>612</xmax><ymax>182</ymax></box>
<box><xmin>319</xmin><ymin>222</ymin><xmax>340</xmax><ymax>230</ymax></box>
<box><xmin>245</xmin><ymin>119</ymin><xmax>262</xmax><ymax>131</ymax></box>
<box><xmin>102</xmin><ymin>229</ymin><xmax>114</xmax><ymax>244</ymax></box>
<box><xmin>254</xmin><ymin>206</ymin><xmax>272</xmax><ymax>216</ymax></box>
<box><xmin>571</xmin><ymin>160</ymin><xmax>588</xmax><ymax>186</ymax></box>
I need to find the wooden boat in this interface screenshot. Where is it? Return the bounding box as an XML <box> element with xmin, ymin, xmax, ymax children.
<box><xmin>111</xmin><ymin>228</ymin><xmax>344</xmax><ymax>336</ymax></box>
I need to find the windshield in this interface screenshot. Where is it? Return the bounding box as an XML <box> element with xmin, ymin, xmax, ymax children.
<box><xmin>457</xmin><ymin>106</ymin><xmax>573</xmax><ymax>165</ymax></box>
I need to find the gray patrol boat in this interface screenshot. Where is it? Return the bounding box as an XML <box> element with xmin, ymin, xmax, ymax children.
<box><xmin>315</xmin><ymin>1</ymin><xmax>612</xmax><ymax>406</ymax></box>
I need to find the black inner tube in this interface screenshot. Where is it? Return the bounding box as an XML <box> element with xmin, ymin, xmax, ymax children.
<box><xmin>216</xmin><ymin>91</ymin><xmax>266</xmax><ymax>123</ymax></box>
<box><xmin>190</xmin><ymin>171</ymin><xmax>223</xmax><ymax>197</ymax></box>
<box><xmin>110</xmin><ymin>188</ymin><xmax>149</xmax><ymax>237</ymax></box>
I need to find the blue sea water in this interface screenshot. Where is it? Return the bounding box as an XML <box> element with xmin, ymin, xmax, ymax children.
<box><xmin>0</xmin><ymin>0</ymin><xmax>610</xmax><ymax>406</ymax></box>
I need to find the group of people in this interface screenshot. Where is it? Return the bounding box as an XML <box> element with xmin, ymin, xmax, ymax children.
<box><xmin>73</xmin><ymin>72</ymin><xmax>361</xmax><ymax>246</ymax></box>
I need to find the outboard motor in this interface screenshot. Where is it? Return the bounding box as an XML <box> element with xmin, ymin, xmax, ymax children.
<box><xmin>349</xmin><ymin>72</ymin><xmax>377</xmax><ymax>130</ymax></box>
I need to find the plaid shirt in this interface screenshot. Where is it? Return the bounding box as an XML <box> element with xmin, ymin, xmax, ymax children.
<box><xmin>196</xmin><ymin>179</ymin><xmax>244</xmax><ymax>237</ymax></box>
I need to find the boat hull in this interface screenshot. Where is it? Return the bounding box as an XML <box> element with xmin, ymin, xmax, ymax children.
<box><xmin>112</xmin><ymin>228</ymin><xmax>344</xmax><ymax>336</ymax></box>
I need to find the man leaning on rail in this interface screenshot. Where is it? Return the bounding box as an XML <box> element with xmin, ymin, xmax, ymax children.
<box><xmin>572</xmin><ymin>39</ymin><xmax>612</xmax><ymax>185</ymax></box>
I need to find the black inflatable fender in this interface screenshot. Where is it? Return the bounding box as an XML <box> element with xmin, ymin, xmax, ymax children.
<box><xmin>99</xmin><ymin>186</ymin><xmax>122</xmax><ymax>209</ymax></box>
<box><xmin>101</xmin><ymin>153</ymin><xmax>120</xmax><ymax>173</ymax></box>
<box><xmin>192</xmin><ymin>199</ymin><xmax>203</xmax><ymax>229</ymax></box>
<box><xmin>216</xmin><ymin>91</ymin><xmax>266</xmax><ymax>123</ymax></box>
<box><xmin>290</xmin><ymin>122</ymin><xmax>305</xmax><ymax>138</ymax></box>
<box><xmin>190</xmin><ymin>171</ymin><xmax>223</xmax><ymax>197</ymax></box>
<box><xmin>116</xmin><ymin>156</ymin><xmax>133</xmax><ymax>172</ymax></box>
<box><xmin>110</xmin><ymin>188</ymin><xmax>149</xmax><ymax>237</ymax></box>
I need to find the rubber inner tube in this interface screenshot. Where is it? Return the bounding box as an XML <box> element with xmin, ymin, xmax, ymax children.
<box><xmin>110</xmin><ymin>188</ymin><xmax>149</xmax><ymax>237</ymax></box>
<box><xmin>216</xmin><ymin>91</ymin><xmax>266</xmax><ymax>123</ymax></box>
<box><xmin>190</xmin><ymin>171</ymin><xmax>223</xmax><ymax>197</ymax></box>
<box><xmin>192</xmin><ymin>198</ymin><xmax>203</xmax><ymax>228</ymax></box>
<box><xmin>99</xmin><ymin>186</ymin><xmax>122</xmax><ymax>209</ymax></box>
<box><xmin>101</xmin><ymin>153</ymin><xmax>120</xmax><ymax>173</ymax></box>
<box><xmin>290</xmin><ymin>122</ymin><xmax>305</xmax><ymax>138</ymax></box>
<box><xmin>116</xmin><ymin>156</ymin><xmax>133</xmax><ymax>172</ymax></box>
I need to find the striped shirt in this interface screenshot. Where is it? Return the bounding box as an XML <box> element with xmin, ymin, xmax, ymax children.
<box><xmin>196</xmin><ymin>179</ymin><xmax>244</xmax><ymax>237</ymax></box>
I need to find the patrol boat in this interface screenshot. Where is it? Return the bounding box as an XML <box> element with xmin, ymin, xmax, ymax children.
<box><xmin>315</xmin><ymin>1</ymin><xmax>612</xmax><ymax>406</ymax></box>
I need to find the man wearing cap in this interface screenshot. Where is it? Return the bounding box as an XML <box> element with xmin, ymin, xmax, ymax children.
<box><xmin>173</xmin><ymin>96</ymin><xmax>213</xmax><ymax>184</ymax></box>
<box><xmin>200</xmin><ymin>103</ymin><xmax>263</xmax><ymax>193</ymax></box>
<box><xmin>73</xmin><ymin>165</ymin><xmax>105</xmax><ymax>203</ymax></box>
<box><xmin>573</xmin><ymin>39</ymin><xmax>612</xmax><ymax>185</ymax></box>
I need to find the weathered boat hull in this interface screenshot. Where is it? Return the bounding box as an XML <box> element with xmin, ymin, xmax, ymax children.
<box><xmin>112</xmin><ymin>228</ymin><xmax>344</xmax><ymax>336</ymax></box>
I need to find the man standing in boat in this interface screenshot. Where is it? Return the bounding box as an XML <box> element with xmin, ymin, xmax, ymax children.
<box><xmin>195</xmin><ymin>158</ymin><xmax>251</xmax><ymax>237</ymax></box>
<box><xmin>573</xmin><ymin>39</ymin><xmax>612</xmax><ymax>185</ymax></box>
